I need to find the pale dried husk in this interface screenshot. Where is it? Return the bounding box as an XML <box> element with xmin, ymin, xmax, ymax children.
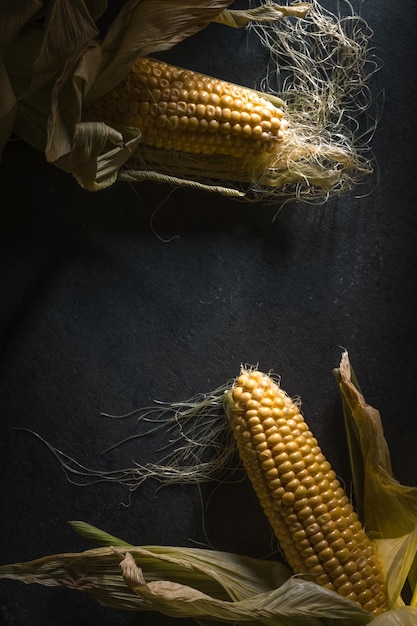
<box><xmin>0</xmin><ymin>521</ymin><xmax>372</xmax><ymax>625</ymax></box>
<box><xmin>1</xmin><ymin>520</ymin><xmax>416</xmax><ymax>623</ymax></box>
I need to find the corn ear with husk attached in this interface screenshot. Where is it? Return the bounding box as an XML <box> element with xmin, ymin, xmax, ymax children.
<box><xmin>2</xmin><ymin>356</ymin><xmax>417</xmax><ymax>623</ymax></box>
<box><xmin>1</xmin><ymin>1</ymin><xmax>377</xmax><ymax>203</ymax></box>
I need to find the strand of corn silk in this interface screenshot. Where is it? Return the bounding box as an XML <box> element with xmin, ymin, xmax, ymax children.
<box><xmin>16</xmin><ymin>382</ymin><xmax>245</xmax><ymax>501</ymax></box>
<box><xmin>244</xmin><ymin>0</ymin><xmax>381</xmax><ymax>203</ymax></box>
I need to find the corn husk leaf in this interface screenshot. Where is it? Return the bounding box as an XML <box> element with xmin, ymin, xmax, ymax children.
<box><xmin>212</xmin><ymin>3</ymin><xmax>311</xmax><ymax>28</ymax></box>
<box><xmin>336</xmin><ymin>352</ymin><xmax>417</xmax><ymax>535</ymax></box>
<box><xmin>4</xmin><ymin>520</ymin><xmax>293</xmax><ymax>605</ymax></box>
<box><xmin>119</xmin><ymin>549</ymin><xmax>371</xmax><ymax>624</ymax></box>
<box><xmin>1</xmin><ymin>1</ymin><xmax>104</xmax><ymax>154</ymax></box>
<box><xmin>375</xmin><ymin>524</ymin><xmax>417</xmax><ymax>608</ymax></box>
<box><xmin>29</xmin><ymin>0</ymin><xmax>100</xmax><ymax>93</ymax></box>
<box><xmin>77</xmin><ymin>0</ymin><xmax>108</xmax><ymax>22</ymax></box>
<box><xmin>0</xmin><ymin>528</ymin><xmax>372</xmax><ymax>625</ymax></box>
<box><xmin>44</xmin><ymin>37</ymin><xmax>144</xmax><ymax>189</ymax></box>
<box><xmin>335</xmin><ymin>352</ymin><xmax>417</xmax><ymax>603</ymax></box>
<box><xmin>0</xmin><ymin>0</ymin><xmax>42</xmax><ymax>158</ymax></box>
<box><xmin>0</xmin><ymin>0</ymin><xmax>42</xmax><ymax>50</ymax></box>
<box><xmin>370</xmin><ymin>607</ymin><xmax>417</xmax><ymax>625</ymax></box>
<box><xmin>70</xmin><ymin>520</ymin><xmax>133</xmax><ymax>547</ymax></box>
<box><xmin>333</xmin><ymin>360</ymin><xmax>365</xmax><ymax>519</ymax></box>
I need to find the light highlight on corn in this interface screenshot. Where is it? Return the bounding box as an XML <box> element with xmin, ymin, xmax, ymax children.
<box><xmin>86</xmin><ymin>57</ymin><xmax>288</xmax><ymax>159</ymax></box>
<box><xmin>227</xmin><ymin>368</ymin><xmax>387</xmax><ymax>615</ymax></box>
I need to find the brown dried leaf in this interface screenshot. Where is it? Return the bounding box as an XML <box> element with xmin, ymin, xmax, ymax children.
<box><xmin>87</xmin><ymin>0</ymin><xmax>235</xmax><ymax>102</ymax></box>
<box><xmin>338</xmin><ymin>352</ymin><xmax>417</xmax><ymax>540</ymax></box>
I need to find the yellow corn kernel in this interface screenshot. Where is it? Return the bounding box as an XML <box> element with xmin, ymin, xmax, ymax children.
<box><xmin>227</xmin><ymin>368</ymin><xmax>387</xmax><ymax>616</ymax></box>
<box><xmin>86</xmin><ymin>57</ymin><xmax>287</xmax><ymax>159</ymax></box>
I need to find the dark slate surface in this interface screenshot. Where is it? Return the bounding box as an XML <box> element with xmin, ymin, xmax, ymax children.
<box><xmin>1</xmin><ymin>1</ymin><xmax>417</xmax><ymax>624</ymax></box>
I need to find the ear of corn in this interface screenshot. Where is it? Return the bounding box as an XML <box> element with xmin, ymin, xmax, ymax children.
<box><xmin>86</xmin><ymin>57</ymin><xmax>288</xmax><ymax>162</ymax></box>
<box><xmin>2</xmin><ymin>1</ymin><xmax>375</xmax><ymax>198</ymax></box>
<box><xmin>226</xmin><ymin>368</ymin><xmax>387</xmax><ymax>616</ymax></box>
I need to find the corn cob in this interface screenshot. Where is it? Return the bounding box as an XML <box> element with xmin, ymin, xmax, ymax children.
<box><xmin>86</xmin><ymin>57</ymin><xmax>288</xmax><ymax>160</ymax></box>
<box><xmin>226</xmin><ymin>368</ymin><xmax>387</xmax><ymax>616</ymax></box>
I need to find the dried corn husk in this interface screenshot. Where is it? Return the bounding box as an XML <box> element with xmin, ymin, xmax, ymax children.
<box><xmin>1</xmin><ymin>518</ymin><xmax>416</xmax><ymax>624</ymax></box>
<box><xmin>336</xmin><ymin>353</ymin><xmax>417</xmax><ymax>541</ymax></box>
<box><xmin>334</xmin><ymin>352</ymin><xmax>417</xmax><ymax>611</ymax></box>
<box><xmin>0</xmin><ymin>520</ymin><xmax>373</xmax><ymax>625</ymax></box>
<box><xmin>1</xmin><ymin>1</ymin><xmax>377</xmax><ymax>202</ymax></box>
